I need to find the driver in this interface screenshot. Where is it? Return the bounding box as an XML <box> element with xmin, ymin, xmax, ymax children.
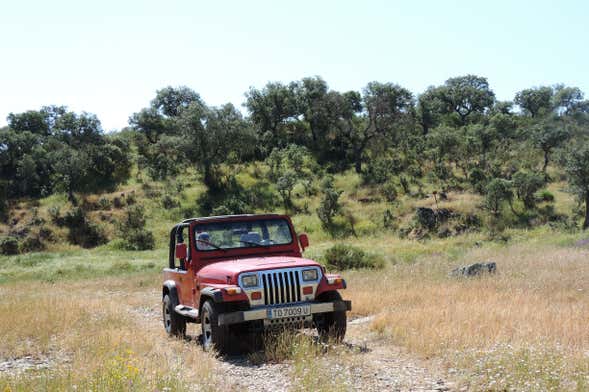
<box><xmin>196</xmin><ymin>232</ymin><xmax>213</xmax><ymax>250</ymax></box>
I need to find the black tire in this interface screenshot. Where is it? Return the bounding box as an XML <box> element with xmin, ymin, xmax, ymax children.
<box><xmin>200</xmin><ymin>300</ymin><xmax>231</xmax><ymax>353</ymax></box>
<box><xmin>316</xmin><ymin>291</ymin><xmax>347</xmax><ymax>343</ymax></box>
<box><xmin>163</xmin><ymin>294</ymin><xmax>186</xmax><ymax>337</ymax></box>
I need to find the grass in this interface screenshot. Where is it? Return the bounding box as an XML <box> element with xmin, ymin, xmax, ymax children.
<box><xmin>2</xmin><ymin>166</ymin><xmax>589</xmax><ymax>390</ymax></box>
<box><xmin>0</xmin><ymin>275</ymin><xmax>218</xmax><ymax>391</ymax></box>
<box><xmin>352</xmin><ymin>238</ymin><xmax>589</xmax><ymax>391</ymax></box>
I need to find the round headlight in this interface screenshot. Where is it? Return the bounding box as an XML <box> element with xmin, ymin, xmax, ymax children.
<box><xmin>241</xmin><ymin>274</ymin><xmax>258</xmax><ymax>288</ymax></box>
<box><xmin>302</xmin><ymin>268</ymin><xmax>318</xmax><ymax>281</ymax></box>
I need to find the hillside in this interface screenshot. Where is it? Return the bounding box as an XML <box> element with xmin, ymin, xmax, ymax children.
<box><xmin>1</xmin><ymin>77</ymin><xmax>589</xmax><ymax>390</ymax></box>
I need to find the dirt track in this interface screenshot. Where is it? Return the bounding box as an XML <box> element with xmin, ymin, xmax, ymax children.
<box><xmin>216</xmin><ymin>316</ymin><xmax>454</xmax><ymax>392</ymax></box>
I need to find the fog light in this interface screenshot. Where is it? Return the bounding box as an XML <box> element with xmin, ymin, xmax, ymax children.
<box><xmin>302</xmin><ymin>286</ymin><xmax>313</xmax><ymax>295</ymax></box>
<box><xmin>251</xmin><ymin>291</ymin><xmax>262</xmax><ymax>300</ymax></box>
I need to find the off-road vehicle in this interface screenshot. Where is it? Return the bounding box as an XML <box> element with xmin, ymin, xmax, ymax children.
<box><xmin>162</xmin><ymin>214</ymin><xmax>351</xmax><ymax>352</ymax></box>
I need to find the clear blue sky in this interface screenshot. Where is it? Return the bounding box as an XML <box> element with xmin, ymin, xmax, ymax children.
<box><xmin>1</xmin><ymin>0</ymin><xmax>587</xmax><ymax>131</ymax></box>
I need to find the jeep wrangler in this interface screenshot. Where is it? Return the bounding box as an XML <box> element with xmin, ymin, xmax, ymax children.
<box><xmin>162</xmin><ymin>214</ymin><xmax>351</xmax><ymax>352</ymax></box>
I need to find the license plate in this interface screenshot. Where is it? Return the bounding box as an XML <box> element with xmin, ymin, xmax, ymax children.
<box><xmin>269</xmin><ymin>304</ymin><xmax>311</xmax><ymax>319</ymax></box>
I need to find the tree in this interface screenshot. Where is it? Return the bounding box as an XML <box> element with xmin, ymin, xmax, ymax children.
<box><xmin>552</xmin><ymin>85</ymin><xmax>585</xmax><ymax>115</ymax></box>
<box><xmin>514</xmin><ymin>87</ymin><xmax>554</xmax><ymax>117</ymax></box>
<box><xmin>436</xmin><ymin>75</ymin><xmax>495</xmax><ymax>124</ymax></box>
<box><xmin>129</xmin><ymin>86</ymin><xmax>202</xmax><ymax>144</ymax></box>
<box><xmin>565</xmin><ymin>145</ymin><xmax>589</xmax><ymax>229</ymax></box>
<box><xmin>1</xmin><ymin>108</ymin><xmax>130</xmax><ymax>201</ymax></box>
<box><xmin>349</xmin><ymin>82</ymin><xmax>413</xmax><ymax>173</ymax></box>
<box><xmin>416</xmin><ymin>87</ymin><xmax>444</xmax><ymax>134</ymax></box>
<box><xmin>244</xmin><ymin>82</ymin><xmax>300</xmax><ymax>152</ymax></box>
<box><xmin>531</xmin><ymin>120</ymin><xmax>570</xmax><ymax>178</ymax></box>
<box><xmin>512</xmin><ymin>171</ymin><xmax>544</xmax><ymax>209</ymax></box>
<box><xmin>179</xmin><ymin>103</ymin><xmax>254</xmax><ymax>189</ymax></box>
<box><xmin>484</xmin><ymin>178</ymin><xmax>513</xmax><ymax>215</ymax></box>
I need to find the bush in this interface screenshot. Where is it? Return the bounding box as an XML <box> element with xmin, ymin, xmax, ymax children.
<box><xmin>316</xmin><ymin>176</ymin><xmax>342</xmax><ymax>230</ymax></box>
<box><xmin>381</xmin><ymin>181</ymin><xmax>398</xmax><ymax>202</ymax></box>
<box><xmin>323</xmin><ymin>244</ymin><xmax>385</xmax><ymax>270</ymax></box>
<box><xmin>63</xmin><ymin>207</ymin><xmax>108</xmax><ymax>248</ymax></box>
<box><xmin>20</xmin><ymin>234</ymin><xmax>45</xmax><ymax>253</ymax></box>
<box><xmin>512</xmin><ymin>171</ymin><xmax>544</xmax><ymax>209</ymax></box>
<box><xmin>469</xmin><ymin>168</ymin><xmax>487</xmax><ymax>194</ymax></box>
<box><xmin>484</xmin><ymin>178</ymin><xmax>513</xmax><ymax>215</ymax></box>
<box><xmin>117</xmin><ymin>205</ymin><xmax>155</xmax><ymax>250</ymax></box>
<box><xmin>161</xmin><ymin>194</ymin><xmax>180</xmax><ymax>209</ymax></box>
<box><xmin>0</xmin><ymin>236</ymin><xmax>19</xmax><ymax>255</ymax></box>
<box><xmin>537</xmin><ymin>189</ymin><xmax>555</xmax><ymax>202</ymax></box>
<box><xmin>97</xmin><ymin>197</ymin><xmax>111</xmax><ymax>210</ymax></box>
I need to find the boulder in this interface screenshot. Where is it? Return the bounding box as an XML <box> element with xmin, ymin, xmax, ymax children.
<box><xmin>450</xmin><ymin>262</ymin><xmax>497</xmax><ymax>277</ymax></box>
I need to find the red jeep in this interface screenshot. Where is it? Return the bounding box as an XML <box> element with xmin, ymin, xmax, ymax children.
<box><xmin>162</xmin><ymin>214</ymin><xmax>351</xmax><ymax>352</ymax></box>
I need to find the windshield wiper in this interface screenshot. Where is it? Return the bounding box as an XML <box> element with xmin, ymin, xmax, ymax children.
<box><xmin>239</xmin><ymin>240</ymin><xmax>271</xmax><ymax>247</ymax></box>
<box><xmin>196</xmin><ymin>239</ymin><xmax>227</xmax><ymax>252</ymax></box>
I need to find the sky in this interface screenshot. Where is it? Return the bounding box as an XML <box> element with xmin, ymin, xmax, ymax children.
<box><xmin>1</xmin><ymin>0</ymin><xmax>588</xmax><ymax>131</ymax></box>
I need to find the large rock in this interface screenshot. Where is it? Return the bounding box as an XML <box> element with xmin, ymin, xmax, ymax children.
<box><xmin>450</xmin><ymin>262</ymin><xmax>497</xmax><ymax>277</ymax></box>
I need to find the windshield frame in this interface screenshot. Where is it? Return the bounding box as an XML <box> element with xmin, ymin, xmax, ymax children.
<box><xmin>192</xmin><ymin>217</ymin><xmax>295</xmax><ymax>253</ymax></box>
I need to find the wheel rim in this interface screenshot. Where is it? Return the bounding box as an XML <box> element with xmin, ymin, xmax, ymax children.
<box><xmin>163</xmin><ymin>300</ymin><xmax>171</xmax><ymax>332</ymax></box>
<box><xmin>202</xmin><ymin>308</ymin><xmax>212</xmax><ymax>348</ymax></box>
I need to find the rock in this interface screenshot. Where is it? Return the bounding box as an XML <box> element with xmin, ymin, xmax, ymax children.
<box><xmin>450</xmin><ymin>262</ymin><xmax>497</xmax><ymax>277</ymax></box>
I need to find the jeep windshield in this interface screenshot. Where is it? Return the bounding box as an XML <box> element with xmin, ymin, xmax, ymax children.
<box><xmin>194</xmin><ymin>218</ymin><xmax>293</xmax><ymax>251</ymax></box>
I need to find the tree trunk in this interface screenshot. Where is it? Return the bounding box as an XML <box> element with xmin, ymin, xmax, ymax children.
<box><xmin>542</xmin><ymin>150</ymin><xmax>549</xmax><ymax>180</ymax></box>
<box><xmin>354</xmin><ymin>159</ymin><xmax>362</xmax><ymax>174</ymax></box>
<box><xmin>584</xmin><ymin>193</ymin><xmax>589</xmax><ymax>230</ymax></box>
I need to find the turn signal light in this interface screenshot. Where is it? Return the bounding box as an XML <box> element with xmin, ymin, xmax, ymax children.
<box><xmin>327</xmin><ymin>277</ymin><xmax>343</xmax><ymax>285</ymax></box>
<box><xmin>251</xmin><ymin>291</ymin><xmax>262</xmax><ymax>300</ymax></box>
<box><xmin>225</xmin><ymin>287</ymin><xmax>242</xmax><ymax>295</ymax></box>
<box><xmin>302</xmin><ymin>286</ymin><xmax>313</xmax><ymax>295</ymax></box>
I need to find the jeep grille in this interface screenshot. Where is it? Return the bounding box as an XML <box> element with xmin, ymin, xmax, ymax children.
<box><xmin>262</xmin><ymin>270</ymin><xmax>301</xmax><ymax>305</ymax></box>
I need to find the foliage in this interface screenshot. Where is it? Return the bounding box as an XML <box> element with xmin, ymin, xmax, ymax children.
<box><xmin>512</xmin><ymin>171</ymin><xmax>544</xmax><ymax>209</ymax></box>
<box><xmin>323</xmin><ymin>243</ymin><xmax>385</xmax><ymax>270</ymax></box>
<box><xmin>63</xmin><ymin>207</ymin><xmax>108</xmax><ymax>248</ymax></box>
<box><xmin>564</xmin><ymin>144</ymin><xmax>589</xmax><ymax>229</ymax></box>
<box><xmin>484</xmin><ymin>178</ymin><xmax>513</xmax><ymax>215</ymax></box>
<box><xmin>316</xmin><ymin>176</ymin><xmax>343</xmax><ymax>231</ymax></box>
<box><xmin>0</xmin><ymin>236</ymin><xmax>19</xmax><ymax>255</ymax></box>
<box><xmin>116</xmin><ymin>205</ymin><xmax>155</xmax><ymax>250</ymax></box>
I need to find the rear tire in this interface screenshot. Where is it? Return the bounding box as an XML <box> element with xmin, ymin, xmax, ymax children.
<box><xmin>200</xmin><ymin>300</ymin><xmax>231</xmax><ymax>353</ymax></box>
<box><xmin>316</xmin><ymin>291</ymin><xmax>347</xmax><ymax>342</ymax></box>
<box><xmin>163</xmin><ymin>294</ymin><xmax>186</xmax><ymax>337</ymax></box>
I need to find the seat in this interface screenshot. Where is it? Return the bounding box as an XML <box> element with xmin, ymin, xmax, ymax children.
<box><xmin>240</xmin><ymin>232</ymin><xmax>261</xmax><ymax>246</ymax></box>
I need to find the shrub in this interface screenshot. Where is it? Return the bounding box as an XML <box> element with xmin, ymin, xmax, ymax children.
<box><xmin>97</xmin><ymin>197</ymin><xmax>111</xmax><ymax>210</ymax></box>
<box><xmin>117</xmin><ymin>205</ymin><xmax>155</xmax><ymax>250</ymax></box>
<box><xmin>512</xmin><ymin>171</ymin><xmax>544</xmax><ymax>209</ymax></box>
<box><xmin>537</xmin><ymin>189</ymin><xmax>555</xmax><ymax>202</ymax></box>
<box><xmin>316</xmin><ymin>178</ymin><xmax>342</xmax><ymax>230</ymax></box>
<box><xmin>469</xmin><ymin>168</ymin><xmax>487</xmax><ymax>194</ymax></box>
<box><xmin>63</xmin><ymin>207</ymin><xmax>108</xmax><ymax>248</ymax></box>
<box><xmin>0</xmin><ymin>236</ymin><xmax>19</xmax><ymax>255</ymax></box>
<box><xmin>484</xmin><ymin>178</ymin><xmax>513</xmax><ymax>215</ymax></box>
<box><xmin>323</xmin><ymin>244</ymin><xmax>385</xmax><ymax>270</ymax></box>
<box><xmin>161</xmin><ymin>194</ymin><xmax>180</xmax><ymax>209</ymax></box>
<box><xmin>381</xmin><ymin>181</ymin><xmax>398</xmax><ymax>202</ymax></box>
<box><xmin>20</xmin><ymin>234</ymin><xmax>45</xmax><ymax>253</ymax></box>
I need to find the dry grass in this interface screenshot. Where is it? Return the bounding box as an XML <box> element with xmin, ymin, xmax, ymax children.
<box><xmin>0</xmin><ymin>275</ymin><xmax>218</xmax><ymax>391</ymax></box>
<box><xmin>343</xmin><ymin>241</ymin><xmax>589</xmax><ymax>390</ymax></box>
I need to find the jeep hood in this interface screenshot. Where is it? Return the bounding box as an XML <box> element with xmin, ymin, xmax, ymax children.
<box><xmin>198</xmin><ymin>256</ymin><xmax>320</xmax><ymax>281</ymax></box>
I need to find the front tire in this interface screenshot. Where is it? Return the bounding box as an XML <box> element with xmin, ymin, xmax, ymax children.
<box><xmin>316</xmin><ymin>291</ymin><xmax>347</xmax><ymax>342</ymax></box>
<box><xmin>200</xmin><ymin>300</ymin><xmax>231</xmax><ymax>353</ymax></box>
<box><xmin>163</xmin><ymin>294</ymin><xmax>186</xmax><ymax>337</ymax></box>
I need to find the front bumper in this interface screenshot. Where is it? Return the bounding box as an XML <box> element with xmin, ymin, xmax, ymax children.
<box><xmin>217</xmin><ymin>300</ymin><xmax>352</xmax><ymax>326</ymax></box>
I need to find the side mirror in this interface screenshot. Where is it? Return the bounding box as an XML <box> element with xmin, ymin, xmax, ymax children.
<box><xmin>175</xmin><ymin>243</ymin><xmax>187</xmax><ymax>259</ymax></box>
<box><xmin>298</xmin><ymin>233</ymin><xmax>309</xmax><ymax>251</ymax></box>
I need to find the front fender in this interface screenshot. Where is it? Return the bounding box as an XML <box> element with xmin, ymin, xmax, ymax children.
<box><xmin>163</xmin><ymin>280</ymin><xmax>178</xmax><ymax>300</ymax></box>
